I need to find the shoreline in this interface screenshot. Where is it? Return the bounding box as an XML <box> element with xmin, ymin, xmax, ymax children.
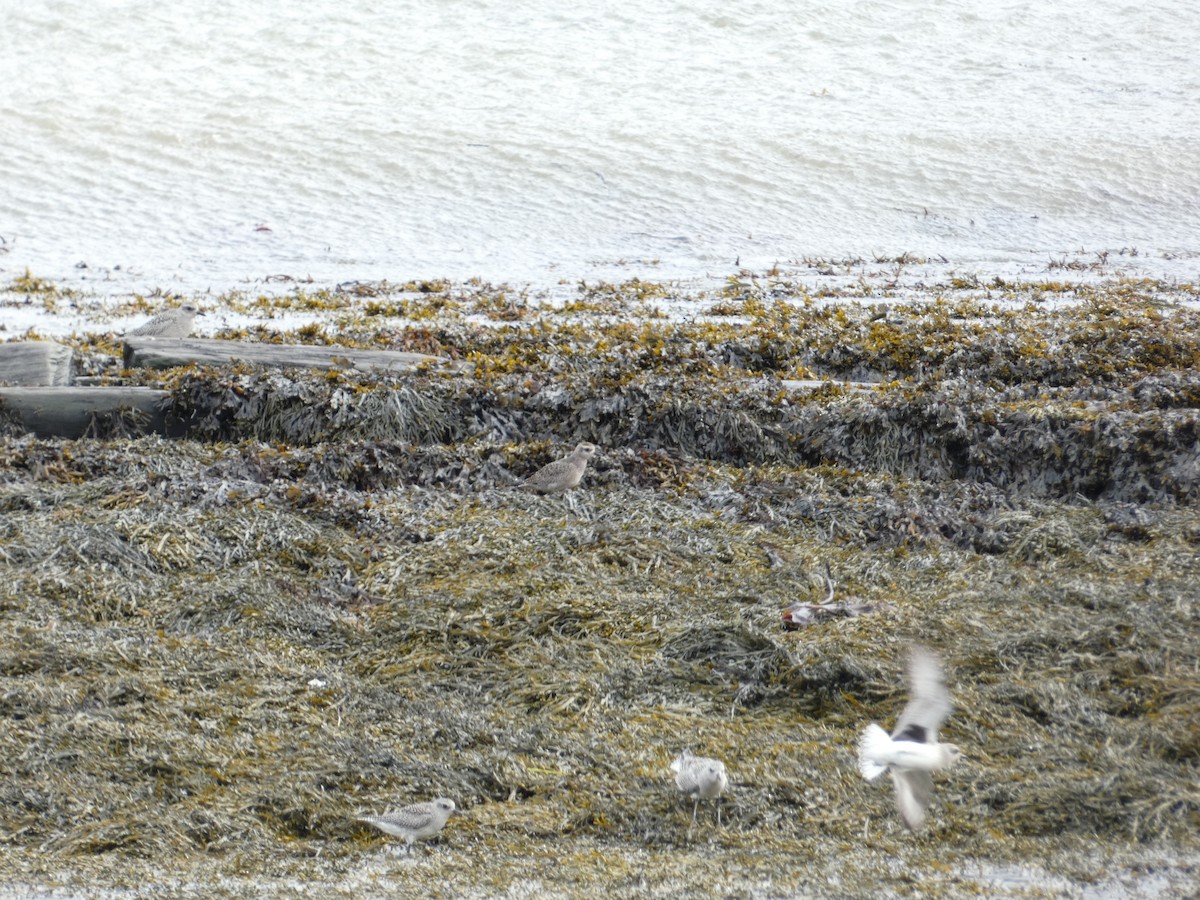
<box><xmin>2</xmin><ymin>253</ymin><xmax>1199</xmax><ymax>344</ymax></box>
<box><xmin>1</xmin><ymin>271</ymin><xmax>1197</xmax><ymax>898</ymax></box>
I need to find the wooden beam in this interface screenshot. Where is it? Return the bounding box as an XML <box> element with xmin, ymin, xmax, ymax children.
<box><xmin>0</xmin><ymin>387</ymin><xmax>170</xmax><ymax>439</ymax></box>
<box><xmin>781</xmin><ymin>379</ymin><xmax>876</xmax><ymax>393</ymax></box>
<box><xmin>0</xmin><ymin>341</ymin><xmax>74</xmax><ymax>386</ymax></box>
<box><xmin>122</xmin><ymin>337</ymin><xmax>468</xmax><ymax>374</ymax></box>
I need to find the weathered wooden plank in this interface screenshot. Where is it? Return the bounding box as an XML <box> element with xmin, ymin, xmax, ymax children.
<box><xmin>122</xmin><ymin>337</ymin><xmax>468</xmax><ymax>373</ymax></box>
<box><xmin>0</xmin><ymin>341</ymin><xmax>74</xmax><ymax>386</ymax></box>
<box><xmin>0</xmin><ymin>387</ymin><xmax>170</xmax><ymax>439</ymax></box>
<box><xmin>781</xmin><ymin>379</ymin><xmax>876</xmax><ymax>393</ymax></box>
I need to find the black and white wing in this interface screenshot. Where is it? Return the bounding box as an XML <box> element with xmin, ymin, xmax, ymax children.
<box><xmin>891</xmin><ymin>647</ymin><xmax>951</xmax><ymax>744</ymax></box>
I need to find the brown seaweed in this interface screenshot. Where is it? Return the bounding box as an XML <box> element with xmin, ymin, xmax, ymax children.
<box><xmin>0</xmin><ymin>275</ymin><xmax>1197</xmax><ymax>896</ymax></box>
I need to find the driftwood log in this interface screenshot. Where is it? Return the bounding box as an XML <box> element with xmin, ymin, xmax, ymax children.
<box><xmin>0</xmin><ymin>387</ymin><xmax>170</xmax><ymax>439</ymax></box>
<box><xmin>781</xmin><ymin>379</ymin><xmax>876</xmax><ymax>393</ymax></box>
<box><xmin>0</xmin><ymin>340</ymin><xmax>865</xmax><ymax>439</ymax></box>
<box><xmin>0</xmin><ymin>341</ymin><xmax>74</xmax><ymax>386</ymax></box>
<box><xmin>0</xmin><ymin>339</ymin><xmax>468</xmax><ymax>438</ymax></box>
<box><xmin>123</xmin><ymin>337</ymin><xmax>468</xmax><ymax>374</ymax></box>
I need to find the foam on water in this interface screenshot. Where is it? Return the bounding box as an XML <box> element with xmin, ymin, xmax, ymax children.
<box><xmin>1</xmin><ymin>0</ymin><xmax>1198</xmax><ymax>291</ymax></box>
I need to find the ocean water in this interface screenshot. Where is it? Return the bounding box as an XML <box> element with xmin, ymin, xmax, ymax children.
<box><xmin>1</xmin><ymin>0</ymin><xmax>1199</xmax><ymax>291</ymax></box>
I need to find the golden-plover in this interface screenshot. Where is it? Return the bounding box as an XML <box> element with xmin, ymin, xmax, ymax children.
<box><xmin>128</xmin><ymin>303</ymin><xmax>204</xmax><ymax>338</ymax></box>
<box><xmin>519</xmin><ymin>442</ymin><xmax>598</xmax><ymax>494</ymax></box>
<box><xmin>356</xmin><ymin>798</ymin><xmax>456</xmax><ymax>852</ymax></box>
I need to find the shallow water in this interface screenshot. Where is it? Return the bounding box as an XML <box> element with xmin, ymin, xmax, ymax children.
<box><xmin>2</xmin><ymin>0</ymin><xmax>1199</xmax><ymax>291</ymax></box>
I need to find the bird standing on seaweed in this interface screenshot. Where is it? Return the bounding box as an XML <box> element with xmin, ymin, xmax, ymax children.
<box><xmin>518</xmin><ymin>442</ymin><xmax>598</xmax><ymax>494</ymax></box>
<box><xmin>356</xmin><ymin>798</ymin><xmax>456</xmax><ymax>852</ymax></box>
<box><xmin>671</xmin><ymin>749</ymin><xmax>729</xmax><ymax>828</ymax></box>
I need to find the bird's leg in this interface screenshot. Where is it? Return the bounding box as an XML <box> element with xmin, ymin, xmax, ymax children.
<box><xmin>692</xmin><ymin>799</ymin><xmax>699</xmax><ymax>824</ymax></box>
<box><xmin>716</xmin><ymin>799</ymin><xmax>722</xmax><ymax>828</ymax></box>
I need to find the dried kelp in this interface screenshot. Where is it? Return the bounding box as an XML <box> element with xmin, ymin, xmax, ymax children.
<box><xmin>153</xmin><ymin>366</ymin><xmax>1200</xmax><ymax>504</ymax></box>
<box><xmin>0</xmin><ymin>280</ymin><xmax>1197</xmax><ymax>897</ymax></box>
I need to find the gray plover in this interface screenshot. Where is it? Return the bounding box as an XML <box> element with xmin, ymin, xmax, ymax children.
<box><xmin>671</xmin><ymin>750</ymin><xmax>729</xmax><ymax>826</ymax></box>
<box><xmin>519</xmin><ymin>442</ymin><xmax>598</xmax><ymax>494</ymax></box>
<box><xmin>858</xmin><ymin>647</ymin><xmax>963</xmax><ymax>831</ymax></box>
<box><xmin>128</xmin><ymin>303</ymin><xmax>204</xmax><ymax>338</ymax></box>
<box><xmin>356</xmin><ymin>798</ymin><xmax>456</xmax><ymax>852</ymax></box>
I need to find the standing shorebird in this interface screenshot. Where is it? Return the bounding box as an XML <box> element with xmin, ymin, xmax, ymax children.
<box><xmin>671</xmin><ymin>749</ymin><xmax>729</xmax><ymax>827</ymax></box>
<box><xmin>518</xmin><ymin>442</ymin><xmax>598</xmax><ymax>494</ymax></box>
<box><xmin>356</xmin><ymin>798</ymin><xmax>456</xmax><ymax>852</ymax></box>
<box><xmin>858</xmin><ymin>647</ymin><xmax>963</xmax><ymax>831</ymax></box>
<box><xmin>128</xmin><ymin>303</ymin><xmax>205</xmax><ymax>338</ymax></box>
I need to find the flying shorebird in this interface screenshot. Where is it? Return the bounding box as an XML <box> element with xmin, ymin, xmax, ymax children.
<box><xmin>518</xmin><ymin>442</ymin><xmax>598</xmax><ymax>494</ymax></box>
<box><xmin>128</xmin><ymin>302</ymin><xmax>205</xmax><ymax>338</ymax></box>
<box><xmin>857</xmin><ymin>647</ymin><xmax>963</xmax><ymax>831</ymax></box>
<box><xmin>671</xmin><ymin>749</ymin><xmax>729</xmax><ymax>827</ymax></box>
<box><xmin>356</xmin><ymin>798</ymin><xmax>456</xmax><ymax>852</ymax></box>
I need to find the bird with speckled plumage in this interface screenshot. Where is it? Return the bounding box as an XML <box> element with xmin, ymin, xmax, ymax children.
<box><xmin>671</xmin><ymin>750</ymin><xmax>729</xmax><ymax>827</ymax></box>
<box><xmin>356</xmin><ymin>798</ymin><xmax>456</xmax><ymax>852</ymax></box>
<box><xmin>128</xmin><ymin>303</ymin><xmax>204</xmax><ymax>338</ymax></box>
<box><xmin>519</xmin><ymin>442</ymin><xmax>598</xmax><ymax>494</ymax></box>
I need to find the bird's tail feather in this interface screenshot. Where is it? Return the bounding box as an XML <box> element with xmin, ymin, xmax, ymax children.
<box><xmin>858</xmin><ymin>723</ymin><xmax>891</xmax><ymax>781</ymax></box>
